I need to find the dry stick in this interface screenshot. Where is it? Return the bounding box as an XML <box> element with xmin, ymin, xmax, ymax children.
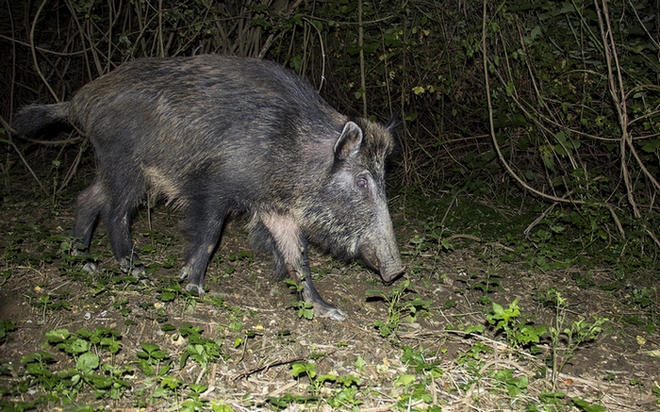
<box><xmin>174</xmin><ymin>2</ymin><xmax>215</xmax><ymax>57</ymax></box>
<box><xmin>0</xmin><ymin>35</ymin><xmax>87</xmax><ymax>56</ymax></box>
<box><xmin>105</xmin><ymin>0</ymin><xmax>113</xmax><ymax>73</ymax></box>
<box><xmin>302</xmin><ymin>17</ymin><xmax>327</xmax><ymax>92</ymax></box>
<box><xmin>380</xmin><ymin>30</ymin><xmax>393</xmax><ymax>116</ymax></box>
<box><xmin>258</xmin><ymin>0</ymin><xmax>304</xmax><ymax>58</ymax></box>
<box><xmin>482</xmin><ymin>2</ymin><xmax>626</xmax><ymax>240</ymax></box>
<box><xmin>490</xmin><ymin>4</ymin><xmax>619</xmax><ymax>245</ymax></box>
<box><xmin>598</xmin><ymin>17</ymin><xmax>660</xmax><ymax>248</ymax></box>
<box><xmin>512</xmin><ymin>23</ymin><xmax>579</xmax><ymax>173</ymax></box>
<box><xmin>439</xmin><ymin>191</ymin><xmax>458</xmax><ymax>227</ymax></box>
<box><xmin>594</xmin><ymin>0</ymin><xmax>640</xmax><ymax>218</ymax></box>
<box><xmin>133</xmin><ymin>0</ymin><xmax>150</xmax><ymax>57</ymax></box>
<box><xmin>644</xmin><ymin>228</ymin><xmax>660</xmax><ymax>248</ymax></box>
<box><xmin>30</xmin><ymin>0</ymin><xmax>59</xmax><ymax>101</ymax></box>
<box><xmin>604</xmin><ymin>202</ymin><xmax>626</xmax><ymax>239</ymax></box>
<box><xmin>626</xmin><ymin>135</ymin><xmax>660</xmax><ymax>192</ymax></box>
<box><xmin>158</xmin><ymin>0</ymin><xmax>164</xmax><ymax>57</ymax></box>
<box><xmin>11</xmin><ymin>143</ymin><xmax>47</xmax><ymax>196</ymax></box>
<box><xmin>627</xmin><ymin>0</ymin><xmax>660</xmax><ymax>50</ymax></box>
<box><xmin>1</xmin><ymin>118</ymin><xmax>48</xmax><ymax>196</ymax></box>
<box><xmin>10</xmin><ymin>0</ymin><xmax>52</xmax><ymax>195</ymax></box>
<box><xmin>358</xmin><ymin>0</ymin><xmax>367</xmax><ymax>117</ymax></box>
<box><xmin>232</xmin><ymin>354</ymin><xmax>308</xmax><ymax>381</ymax></box>
<box><xmin>6</xmin><ymin>0</ymin><xmax>16</xmax><ymax>117</ymax></box>
<box><xmin>481</xmin><ymin>3</ymin><xmax>574</xmax><ymax>205</ymax></box>
<box><xmin>524</xmin><ymin>201</ymin><xmax>557</xmax><ymax>241</ymax></box>
<box><xmin>85</xmin><ymin>4</ymin><xmax>103</xmax><ymax>76</ymax></box>
<box><xmin>59</xmin><ymin>139</ymin><xmax>86</xmax><ymax>193</ymax></box>
<box><xmin>63</xmin><ymin>0</ymin><xmax>92</xmax><ymax>81</ymax></box>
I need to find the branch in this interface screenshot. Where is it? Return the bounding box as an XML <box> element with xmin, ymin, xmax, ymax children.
<box><xmin>481</xmin><ymin>2</ymin><xmax>582</xmax><ymax>205</ymax></box>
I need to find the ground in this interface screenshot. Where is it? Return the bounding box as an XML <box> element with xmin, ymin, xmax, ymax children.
<box><xmin>1</xmin><ymin>160</ymin><xmax>659</xmax><ymax>411</ymax></box>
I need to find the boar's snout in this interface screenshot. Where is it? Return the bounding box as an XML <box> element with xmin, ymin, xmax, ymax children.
<box><xmin>360</xmin><ymin>238</ymin><xmax>405</xmax><ymax>283</ymax></box>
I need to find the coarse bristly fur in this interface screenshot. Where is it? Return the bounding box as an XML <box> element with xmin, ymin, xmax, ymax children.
<box><xmin>12</xmin><ymin>54</ymin><xmax>405</xmax><ymax>321</ymax></box>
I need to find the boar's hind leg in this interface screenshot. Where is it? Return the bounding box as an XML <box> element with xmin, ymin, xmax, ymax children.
<box><xmin>102</xmin><ymin>179</ymin><xmax>146</xmax><ymax>277</ymax></box>
<box><xmin>72</xmin><ymin>180</ymin><xmax>107</xmax><ymax>272</ymax></box>
<box><xmin>257</xmin><ymin>214</ymin><xmax>347</xmax><ymax>321</ymax></box>
<box><xmin>178</xmin><ymin>203</ymin><xmax>229</xmax><ymax>295</ymax></box>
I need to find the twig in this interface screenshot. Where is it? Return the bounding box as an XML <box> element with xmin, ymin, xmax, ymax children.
<box><xmin>481</xmin><ymin>2</ymin><xmax>581</xmax><ymax>206</ymax></box>
<box><xmin>446</xmin><ymin>234</ymin><xmax>482</xmax><ymax>243</ymax></box>
<box><xmin>258</xmin><ymin>0</ymin><xmax>304</xmax><ymax>58</ymax></box>
<box><xmin>30</xmin><ymin>0</ymin><xmax>59</xmax><ymax>102</ymax></box>
<box><xmin>358</xmin><ymin>0</ymin><xmax>367</xmax><ymax>117</ymax></box>
<box><xmin>233</xmin><ymin>354</ymin><xmax>306</xmax><ymax>381</ymax></box>
<box><xmin>0</xmin><ymin>118</ymin><xmax>48</xmax><ymax>196</ymax></box>
<box><xmin>302</xmin><ymin>16</ymin><xmax>326</xmax><ymax>92</ymax></box>
<box><xmin>524</xmin><ymin>202</ymin><xmax>557</xmax><ymax>240</ymax></box>
<box><xmin>594</xmin><ymin>0</ymin><xmax>640</xmax><ymax>218</ymax></box>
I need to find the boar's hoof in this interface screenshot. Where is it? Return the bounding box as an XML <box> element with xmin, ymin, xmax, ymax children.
<box><xmin>315</xmin><ymin>305</ymin><xmax>347</xmax><ymax>321</ymax></box>
<box><xmin>71</xmin><ymin>247</ymin><xmax>86</xmax><ymax>257</ymax></box>
<box><xmin>185</xmin><ymin>283</ymin><xmax>206</xmax><ymax>296</ymax></box>
<box><xmin>118</xmin><ymin>257</ymin><xmax>146</xmax><ymax>278</ymax></box>
<box><xmin>81</xmin><ymin>262</ymin><xmax>99</xmax><ymax>274</ymax></box>
<box><xmin>123</xmin><ymin>265</ymin><xmax>146</xmax><ymax>278</ymax></box>
<box><xmin>132</xmin><ymin>266</ymin><xmax>146</xmax><ymax>278</ymax></box>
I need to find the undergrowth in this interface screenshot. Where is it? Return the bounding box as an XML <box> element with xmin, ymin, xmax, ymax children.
<box><xmin>1</xmin><ymin>188</ymin><xmax>658</xmax><ymax>410</ymax></box>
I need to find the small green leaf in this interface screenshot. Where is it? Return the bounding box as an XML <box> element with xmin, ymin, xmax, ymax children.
<box><xmin>354</xmin><ymin>356</ymin><xmax>366</xmax><ymax>370</ymax></box>
<box><xmin>464</xmin><ymin>324</ymin><xmax>484</xmax><ymax>334</ymax></box>
<box><xmin>291</xmin><ymin>362</ymin><xmax>316</xmax><ymax>379</ymax></box>
<box><xmin>89</xmin><ymin>374</ymin><xmax>114</xmax><ymax>389</ymax></box>
<box><xmin>394</xmin><ymin>374</ymin><xmax>415</xmax><ymax>386</ymax></box>
<box><xmin>77</xmin><ymin>352</ymin><xmax>99</xmax><ymax>373</ymax></box>
<box><xmin>45</xmin><ymin>328</ymin><xmax>71</xmax><ymax>343</ymax></box>
<box><xmin>571</xmin><ymin>397</ymin><xmax>606</xmax><ymax>412</ymax></box>
<box><xmin>188</xmin><ymin>383</ymin><xmax>208</xmax><ymax>394</ymax></box>
<box><xmin>140</xmin><ymin>342</ymin><xmax>159</xmax><ymax>354</ymax></box>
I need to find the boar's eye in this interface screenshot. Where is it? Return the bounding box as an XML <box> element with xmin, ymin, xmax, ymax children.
<box><xmin>356</xmin><ymin>176</ymin><xmax>368</xmax><ymax>190</ymax></box>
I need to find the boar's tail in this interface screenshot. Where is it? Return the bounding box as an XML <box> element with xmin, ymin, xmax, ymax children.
<box><xmin>12</xmin><ymin>102</ymin><xmax>72</xmax><ymax>137</ymax></box>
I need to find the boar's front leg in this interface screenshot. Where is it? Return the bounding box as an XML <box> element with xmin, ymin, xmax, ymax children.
<box><xmin>259</xmin><ymin>213</ymin><xmax>347</xmax><ymax>321</ymax></box>
<box><xmin>178</xmin><ymin>201</ymin><xmax>229</xmax><ymax>295</ymax></box>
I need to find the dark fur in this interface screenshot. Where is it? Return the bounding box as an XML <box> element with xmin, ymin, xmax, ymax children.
<box><xmin>13</xmin><ymin>55</ymin><xmax>404</xmax><ymax>320</ymax></box>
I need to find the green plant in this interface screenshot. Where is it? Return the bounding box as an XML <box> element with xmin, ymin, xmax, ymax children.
<box><xmin>401</xmin><ymin>346</ymin><xmax>443</xmax><ymax>378</ymax></box>
<box><xmin>546</xmin><ymin>291</ymin><xmax>608</xmax><ymax>387</ymax></box>
<box><xmin>18</xmin><ymin>328</ymin><xmax>132</xmax><ymax>403</ymax></box>
<box><xmin>286</xmin><ymin>360</ymin><xmax>362</xmax><ymax>409</ymax></box>
<box><xmin>629</xmin><ymin>287</ymin><xmax>655</xmax><ymax>308</ymax></box>
<box><xmin>367</xmin><ymin>280</ymin><xmax>430</xmax><ymax>338</ymax></box>
<box><xmin>136</xmin><ymin>343</ymin><xmax>171</xmax><ymax>377</ymax></box>
<box><xmin>492</xmin><ymin>368</ymin><xmax>528</xmax><ymax>397</ymax></box>
<box><xmin>178</xmin><ymin>323</ymin><xmax>225</xmax><ymax>371</ymax></box>
<box><xmin>468</xmin><ymin>271</ymin><xmax>502</xmax><ymax>305</ymax></box>
<box><xmin>285</xmin><ymin>279</ymin><xmax>314</xmax><ymax>319</ymax></box>
<box><xmin>0</xmin><ymin>320</ymin><xmax>17</xmax><ymax>344</ymax></box>
<box><xmin>486</xmin><ymin>299</ymin><xmax>546</xmax><ymax>349</ymax></box>
<box><xmin>390</xmin><ymin>347</ymin><xmax>444</xmax><ymax>410</ymax></box>
<box><xmin>571</xmin><ymin>397</ymin><xmax>607</xmax><ymax>412</ymax></box>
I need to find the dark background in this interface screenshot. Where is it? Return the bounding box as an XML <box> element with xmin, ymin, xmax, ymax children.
<box><xmin>1</xmin><ymin>0</ymin><xmax>660</xmax><ymax>267</ymax></box>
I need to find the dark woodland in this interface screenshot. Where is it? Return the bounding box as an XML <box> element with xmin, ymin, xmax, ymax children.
<box><xmin>1</xmin><ymin>1</ymin><xmax>659</xmax><ymax>410</ymax></box>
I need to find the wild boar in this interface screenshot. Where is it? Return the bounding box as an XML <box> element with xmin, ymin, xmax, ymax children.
<box><xmin>13</xmin><ymin>55</ymin><xmax>404</xmax><ymax>320</ymax></box>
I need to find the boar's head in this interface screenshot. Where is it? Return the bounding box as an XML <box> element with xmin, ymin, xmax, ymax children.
<box><xmin>301</xmin><ymin>118</ymin><xmax>405</xmax><ymax>283</ymax></box>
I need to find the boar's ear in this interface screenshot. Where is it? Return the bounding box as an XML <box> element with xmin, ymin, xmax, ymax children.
<box><xmin>334</xmin><ymin>121</ymin><xmax>363</xmax><ymax>160</ymax></box>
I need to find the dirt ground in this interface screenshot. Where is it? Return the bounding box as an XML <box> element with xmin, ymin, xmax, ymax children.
<box><xmin>1</xmin><ymin>170</ymin><xmax>660</xmax><ymax>411</ymax></box>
